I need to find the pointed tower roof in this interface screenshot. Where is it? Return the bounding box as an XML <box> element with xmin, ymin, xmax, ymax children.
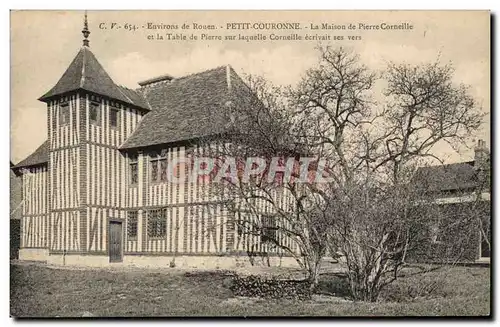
<box><xmin>38</xmin><ymin>13</ymin><xmax>149</xmax><ymax>110</ymax></box>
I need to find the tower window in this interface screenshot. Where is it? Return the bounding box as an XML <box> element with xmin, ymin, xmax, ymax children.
<box><xmin>110</xmin><ymin>108</ymin><xmax>119</xmax><ymax>128</ymax></box>
<box><xmin>59</xmin><ymin>103</ymin><xmax>70</xmax><ymax>126</ymax></box>
<box><xmin>89</xmin><ymin>102</ymin><xmax>100</xmax><ymax>125</ymax></box>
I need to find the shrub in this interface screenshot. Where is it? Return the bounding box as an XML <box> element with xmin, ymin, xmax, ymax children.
<box><xmin>316</xmin><ymin>273</ymin><xmax>351</xmax><ymax>298</ymax></box>
<box><xmin>230</xmin><ymin>275</ymin><xmax>312</xmax><ymax>300</ymax></box>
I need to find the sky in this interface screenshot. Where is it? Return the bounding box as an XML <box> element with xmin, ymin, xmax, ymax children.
<box><xmin>10</xmin><ymin>10</ymin><xmax>490</xmax><ymax>164</ymax></box>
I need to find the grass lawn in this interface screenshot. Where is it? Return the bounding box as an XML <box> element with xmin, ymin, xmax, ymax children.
<box><xmin>10</xmin><ymin>262</ymin><xmax>490</xmax><ymax>317</ymax></box>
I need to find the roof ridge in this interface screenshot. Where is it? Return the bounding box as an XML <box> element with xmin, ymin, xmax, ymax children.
<box><xmin>118</xmin><ymin>84</ymin><xmax>134</xmax><ymax>91</ymax></box>
<box><xmin>420</xmin><ymin>160</ymin><xmax>475</xmax><ymax>169</ymax></box>
<box><xmin>80</xmin><ymin>47</ymin><xmax>87</xmax><ymax>88</ymax></box>
<box><xmin>115</xmin><ymin>84</ymin><xmax>134</xmax><ymax>103</ymax></box>
<box><xmin>171</xmin><ymin>65</ymin><xmax>226</xmax><ymax>83</ymax></box>
<box><xmin>136</xmin><ymin>66</ymin><xmax>228</xmax><ymax>91</ymax></box>
<box><xmin>119</xmin><ymin>85</ymin><xmax>153</xmax><ymax>110</ymax></box>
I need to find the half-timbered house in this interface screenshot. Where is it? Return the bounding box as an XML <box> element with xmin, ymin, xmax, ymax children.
<box><xmin>12</xmin><ymin>16</ymin><xmax>299</xmax><ymax>268</ymax></box>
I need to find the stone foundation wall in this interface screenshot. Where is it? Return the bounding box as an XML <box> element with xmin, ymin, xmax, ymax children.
<box><xmin>19</xmin><ymin>250</ymin><xmax>300</xmax><ymax>270</ymax></box>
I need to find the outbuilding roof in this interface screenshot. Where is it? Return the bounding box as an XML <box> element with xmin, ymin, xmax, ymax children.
<box><xmin>413</xmin><ymin>161</ymin><xmax>480</xmax><ymax>193</ymax></box>
<box><xmin>11</xmin><ymin>140</ymin><xmax>49</xmax><ymax>170</ymax></box>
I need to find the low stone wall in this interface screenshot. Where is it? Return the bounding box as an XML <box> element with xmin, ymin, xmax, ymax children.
<box><xmin>123</xmin><ymin>254</ymin><xmax>299</xmax><ymax>269</ymax></box>
<box><xmin>18</xmin><ymin>250</ymin><xmax>300</xmax><ymax>270</ymax></box>
<box><xmin>46</xmin><ymin>254</ymin><xmax>110</xmax><ymax>267</ymax></box>
<box><xmin>18</xmin><ymin>248</ymin><xmax>49</xmax><ymax>262</ymax></box>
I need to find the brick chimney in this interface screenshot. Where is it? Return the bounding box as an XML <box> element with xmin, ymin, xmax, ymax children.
<box><xmin>138</xmin><ymin>74</ymin><xmax>175</xmax><ymax>88</ymax></box>
<box><xmin>474</xmin><ymin>139</ymin><xmax>489</xmax><ymax>169</ymax></box>
<box><xmin>474</xmin><ymin>139</ymin><xmax>490</xmax><ymax>191</ymax></box>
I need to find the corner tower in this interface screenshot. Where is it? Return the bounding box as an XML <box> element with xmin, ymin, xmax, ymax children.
<box><xmin>37</xmin><ymin>12</ymin><xmax>149</xmax><ymax>261</ymax></box>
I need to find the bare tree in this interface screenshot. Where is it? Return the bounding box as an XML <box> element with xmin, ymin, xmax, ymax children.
<box><xmin>289</xmin><ymin>46</ymin><xmax>378</xmax><ymax>185</ymax></box>
<box><xmin>224</xmin><ymin>46</ymin><xmax>380</xmax><ymax>287</ymax></box>
<box><xmin>197</xmin><ymin>46</ymin><xmax>486</xmax><ymax>300</ymax></box>
<box><xmin>374</xmin><ymin>61</ymin><xmax>484</xmax><ymax>182</ymax></box>
<box><xmin>322</xmin><ymin>58</ymin><xmax>485</xmax><ymax>301</ymax></box>
<box><xmin>198</xmin><ymin>73</ymin><xmax>330</xmax><ymax>289</ymax></box>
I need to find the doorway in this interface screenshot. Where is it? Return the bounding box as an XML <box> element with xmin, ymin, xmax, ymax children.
<box><xmin>108</xmin><ymin>220</ymin><xmax>123</xmax><ymax>263</ymax></box>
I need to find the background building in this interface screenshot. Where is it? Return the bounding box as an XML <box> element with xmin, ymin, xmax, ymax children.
<box><xmin>411</xmin><ymin>140</ymin><xmax>491</xmax><ymax>263</ymax></box>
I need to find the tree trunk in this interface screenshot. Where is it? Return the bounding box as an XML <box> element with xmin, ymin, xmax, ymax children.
<box><xmin>308</xmin><ymin>261</ymin><xmax>321</xmax><ymax>291</ymax></box>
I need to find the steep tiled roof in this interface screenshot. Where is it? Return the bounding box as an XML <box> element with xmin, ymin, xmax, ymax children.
<box><xmin>121</xmin><ymin>66</ymin><xmax>243</xmax><ymax>149</ymax></box>
<box><xmin>12</xmin><ymin>140</ymin><xmax>49</xmax><ymax>170</ymax></box>
<box><xmin>39</xmin><ymin>47</ymin><xmax>149</xmax><ymax>111</ymax></box>
<box><xmin>413</xmin><ymin>161</ymin><xmax>479</xmax><ymax>193</ymax></box>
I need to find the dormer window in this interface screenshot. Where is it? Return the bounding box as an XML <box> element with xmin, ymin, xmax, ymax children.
<box><xmin>89</xmin><ymin>102</ymin><xmax>100</xmax><ymax>125</ymax></box>
<box><xmin>110</xmin><ymin>108</ymin><xmax>119</xmax><ymax>128</ymax></box>
<box><xmin>59</xmin><ymin>103</ymin><xmax>70</xmax><ymax>126</ymax></box>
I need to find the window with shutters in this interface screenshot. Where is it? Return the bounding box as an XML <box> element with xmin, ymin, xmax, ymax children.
<box><xmin>147</xmin><ymin>209</ymin><xmax>167</xmax><ymax>238</ymax></box>
<box><xmin>127</xmin><ymin>211</ymin><xmax>138</xmax><ymax>238</ymax></box>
